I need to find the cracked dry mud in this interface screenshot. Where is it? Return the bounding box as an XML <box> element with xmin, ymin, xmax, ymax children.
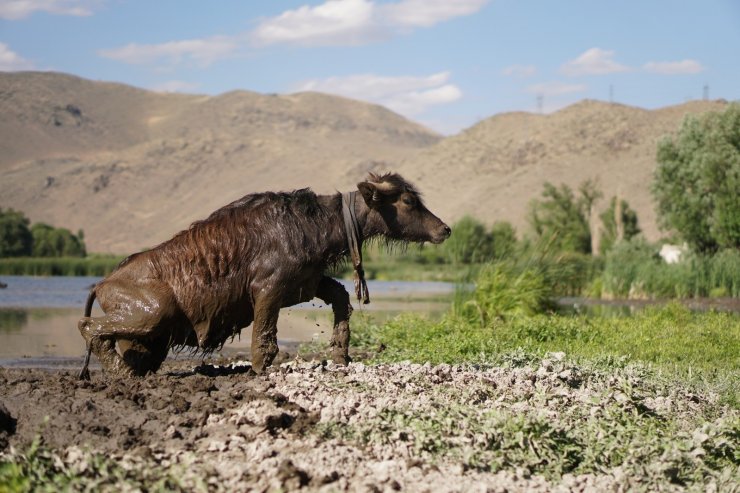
<box><xmin>1</xmin><ymin>355</ymin><xmax>738</xmax><ymax>492</ymax></box>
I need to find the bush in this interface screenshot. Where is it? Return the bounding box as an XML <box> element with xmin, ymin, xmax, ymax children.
<box><xmin>458</xmin><ymin>262</ymin><xmax>553</xmax><ymax>326</ymax></box>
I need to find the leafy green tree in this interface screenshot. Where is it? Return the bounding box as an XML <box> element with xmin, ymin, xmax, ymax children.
<box><xmin>652</xmin><ymin>103</ymin><xmax>740</xmax><ymax>252</ymax></box>
<box><xmin>443</xmin><ymin>216</ymin><xmax>493</xmax><ymax>264</ymax></box>
<box><xmin>489</xmin><ymin>221</ymin><xmax>517</xmax><ymax>260</ymax></box>
<box><xmin>31</xmin><ymin>223</ymin><xmax>86</xmax><ymax>257</ymax></box>
<box><xmin>528</xmin><ymin>181</ymin><xmax>601</xmax><ymax>254</ymax></box>
<box><xmin>599</xmin><ymin>197</ymin><xmax>641</xmax><ymax>255</ymax></box>
<box><xmin>0</xmin><ymin>208</ymin><xmax>33</xmax><ymax>257</ymax></box>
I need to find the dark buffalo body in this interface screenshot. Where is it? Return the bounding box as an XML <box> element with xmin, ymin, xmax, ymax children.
<box><xmin>78</xmin><ymin>173</ymin><xmax>450</xmax><ymax>378</ymax></box>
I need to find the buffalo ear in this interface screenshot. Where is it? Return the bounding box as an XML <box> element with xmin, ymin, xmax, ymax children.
<box><xmin>357</xmin><ymin>182</ymin><xmax>380</xmax><ymax>208</ymax></box>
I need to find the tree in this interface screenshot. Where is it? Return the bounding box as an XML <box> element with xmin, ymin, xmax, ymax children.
<box><xmin>489</xmin><ymin>221</ymin><xmax>517</xmax><ymax>260</ymax></box>
<box><xmin>443</xmin><ymin>216</ymin><xmax>493</xmax><ymax>264</ymax></box>
<box><xmin>528</xmin><ymin>181</ymin><xmax>601</xmax><ymax>254</ymax></box>
<box><xmin>31</xmin><ymin>223</ymin><xmax>86</xmax><ymax>257</ymax></box>
<box><xmin>599</xmin><ymin>196</ymin><xmax>641</xmax><ymax>255</ymax></box>
<box><xmin>0</xmin><ymin>208</ymin><xmax>33</xmax><ymax>257</ymax></box>
<box><xmin>652</xmin><ymin>103</ymin><xmax>740</xmax><ymax>252</ymax></box>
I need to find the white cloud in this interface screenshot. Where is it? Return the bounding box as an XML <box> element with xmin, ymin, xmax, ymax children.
<box><xmin>643</xmin><ymin>59</ymin><xmax>704</xmax><ymax>75</ymax></box>
<box><xmin>297</xmin><ymin>71</ymin><xmax>462</xmax><ymax>116</ymax></box>
<box><xmin>526</xmin><ymin>81</ymin><xmax>587</xmax><ymax>96</ymax></box>
<box><xmin>253</xmin><ymin>0</ymin><xmax>488</xmax><ymax>46</ymax></box>
<box><xmin>252</xmin><ymin>0</ymin><xmax>380</xmax><ymax>47</ymax></box>
<box><xmin>0</xmin><ymin>0</ymin><xmax>99</xmax><ymax>20</ymax></box>
<box><xmin>98</xmin><ymin>36</ymin><xmax>238</xmax><ymax>67</ymax></box>
<box><xmin>151</xmin><ymin>80</ymin><xmax>201</xmax><ymax>93</ymax></box>
<box><xmin>502</xmin><ymin>64</ymin><xmax>537</xmax><ymax>78</ymax></box>
<box><xmin>561</xmin><ymin>48</ymin><xmax>630</xmax><ymax>76</ymax></box>
<box><xmin>381</xmin><ymin>0</ymin><xmax>489</xmax><ymax>28</ymax></box>
<box><xmin>0</xmin><ymin>42</ymin><xmax>34</xmax><ymax>71</ymax></box>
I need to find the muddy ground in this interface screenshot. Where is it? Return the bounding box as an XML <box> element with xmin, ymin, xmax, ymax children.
<box><xmin>1</xmin><ymin>352</ymin><xmax>738</xmax><ymax>492</ymax></box>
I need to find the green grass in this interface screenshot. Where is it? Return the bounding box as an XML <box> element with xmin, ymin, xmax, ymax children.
<box><xmin>0</xmin><ymin>255</ymin><xmax>123</xmax><ymax>277</ymax></box>
<box><xmin>352</xmin><ymin>304</ymin><xmax>740</xmax><ymax>407</ymax></box>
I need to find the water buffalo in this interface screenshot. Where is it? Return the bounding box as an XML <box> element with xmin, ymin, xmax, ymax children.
<box><xmin>78</xmin><ymin>172</ymin><xmax>451</xmax><ymax>379</ymax></box>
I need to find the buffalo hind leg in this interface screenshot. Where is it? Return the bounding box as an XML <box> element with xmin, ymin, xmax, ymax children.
<box><xmin>250</xmin><ymin>296</ymin><xmax>281</xmax><ymax>374</ymax></box>
<box><xmin>317</xmin><ymin>276</ymin><xmax>353</xmax><ymax>365</ymax></box>
<box><xmin>78</xmin><ymin>315</ymin><xmax>168</xmax><ymax>378</ymax></box>
<box><xmin>77</xmin><ymin>280</ymin><xmax>176</xmax><ymax>378</ymax></box>
<box><xmin>78</xmin><ymin>320</ymin><xmax>138</xmax><ymax>378</ymax></box>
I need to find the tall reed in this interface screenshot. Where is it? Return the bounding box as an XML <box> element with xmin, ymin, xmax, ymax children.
<box><xmin>0</xmin><ymin>256</ymin><xmax>123</xmax><ymax>277</ymax></box>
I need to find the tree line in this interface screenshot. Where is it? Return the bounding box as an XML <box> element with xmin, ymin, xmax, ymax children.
<box><xmin>0</xmin><ymin>208</ymin><xmax>86</xmax><ymax>258</ymax></box>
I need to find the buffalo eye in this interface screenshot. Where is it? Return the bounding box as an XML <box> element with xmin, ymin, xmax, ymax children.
<box><xmin>402</xmin><ymin>195</ymin><xmax>416</xmax><ymax>207</ymax></box>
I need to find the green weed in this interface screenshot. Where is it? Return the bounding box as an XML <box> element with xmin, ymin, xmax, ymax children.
<box><xmin>0</xmin><ymin>437</ymin><xmax>206</xmax><ymax>493</ymax></box>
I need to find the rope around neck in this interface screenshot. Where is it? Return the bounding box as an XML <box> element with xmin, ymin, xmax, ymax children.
<box><xmin>342</xmin><ymin>191</ymin><xmax>370</xmax><ymax>304</ymax></box>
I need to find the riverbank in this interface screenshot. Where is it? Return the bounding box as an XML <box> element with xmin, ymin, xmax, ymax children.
<box><xmin>1</xmin><ymin>354</ymin><xmax>737</xmax><ymax>492</ymax></box>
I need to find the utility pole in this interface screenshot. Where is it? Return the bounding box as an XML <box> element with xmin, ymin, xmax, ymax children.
<box><xmin>703</xmin><ymin>84</ymin><xmax>709</xmax><ymax>101</ymax></box>
<box><xmin>536</xmin><ymin>94</ymin><xmax>543</xmax><ymax>114</ymax></box>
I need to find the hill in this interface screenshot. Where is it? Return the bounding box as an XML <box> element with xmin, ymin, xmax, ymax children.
<box><xmin>398</xmin><ymin>99</ymin><xmax>730</xmax><ymax>241</ymax></box>
<box><xmin>0</xmin><ymin>72</ymin><xmax>440</xmax><ymax>253</ymax></box>
<box><xmin>0</xmin><ymin>71</ymin><xmax>730</xmax><ymax>253</ymax></box>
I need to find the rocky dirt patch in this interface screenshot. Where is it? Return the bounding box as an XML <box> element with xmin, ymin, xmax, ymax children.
<box><xmin>1</xmin><ymin>354</ymin><xmax>738</xmax><ymax>492</ymax></box>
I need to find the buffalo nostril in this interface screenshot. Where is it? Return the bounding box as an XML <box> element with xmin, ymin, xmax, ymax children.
<box><xmin>444</xmin><ymin>225</ymin><xmax>452</xmax><ymax>236</ymax></box>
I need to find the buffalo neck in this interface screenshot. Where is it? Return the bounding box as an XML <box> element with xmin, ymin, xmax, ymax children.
<box><xmin>320</xmin><ymin>192</ymin><xmax>383</xmax><ymax>260</ymax></box>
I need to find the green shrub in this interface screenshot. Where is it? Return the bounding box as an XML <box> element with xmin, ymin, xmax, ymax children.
<box><xmin>460</xmin><ymin>262</ymin><xmax>552</xmax><ymax>325</ymax></box>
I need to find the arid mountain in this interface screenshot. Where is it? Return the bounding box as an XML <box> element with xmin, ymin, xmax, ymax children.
<box><xmin>0</xmin><ymin>72</ymin><xmax>440</xmax><ymax>253</ymax></box>
<box><xmin>398</xmin><ymin>98</ymin><xmax>729</xmax><ymax>242</ymax></box>
<box><xmin>0</xmin><ymin>72</ymin><xmax>729</xmax><ymax>253</ymax></box>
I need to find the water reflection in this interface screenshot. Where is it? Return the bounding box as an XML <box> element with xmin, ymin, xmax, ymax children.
<box><xmin>0</xmin><ymin>309</ymin><xmax>27</xmax><ymax>332</ymax></box>
<box><xmin>0</xmin><ymin>300</ymin><xmax>448</xmax><ymax>361</ymax></box>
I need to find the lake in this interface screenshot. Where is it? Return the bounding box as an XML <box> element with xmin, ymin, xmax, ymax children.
<box><xmin>0</xmin><ymin>276</ymin><xmax>455</xmax><ymax>367</ymax></box>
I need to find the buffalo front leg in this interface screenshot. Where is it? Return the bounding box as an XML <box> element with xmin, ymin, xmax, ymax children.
<box><xmin>250</xmin><ymin>296</ymin><xmax>281</xmax><ymax>374</ymax></box>
<box><xmin>316</xmin><ymin>276</ymin><xmax>353</xmax><ymax>365</ymax></box>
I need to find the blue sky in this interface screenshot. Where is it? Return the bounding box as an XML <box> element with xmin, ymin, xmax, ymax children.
<box><xmin>1</xmin><ymin>0</ymin><xmax>738</xmax><ymax>134</ymax></box>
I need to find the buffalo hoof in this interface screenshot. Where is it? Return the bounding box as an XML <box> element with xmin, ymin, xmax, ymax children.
<box><xmin>78</xmin><ymin>367</ymin><xmax>91</xmax><ymax>381</ymax></box>
<box><xmin>331</xmin><ymin>351</ymin><xmax>351</xmax><ymax>366</ymax></box>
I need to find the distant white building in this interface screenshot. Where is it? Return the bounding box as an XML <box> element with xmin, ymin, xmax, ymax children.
<box><xmin>659</xmin><ymin>244</ymin><xmax>687</xmax><ymax>264</ymax></box>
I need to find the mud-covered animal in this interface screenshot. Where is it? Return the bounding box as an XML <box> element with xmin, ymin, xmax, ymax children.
<box><xmin>78</xmin><ymin>173</ymin><xmax>451</xmax><ymax>379</ymax></box>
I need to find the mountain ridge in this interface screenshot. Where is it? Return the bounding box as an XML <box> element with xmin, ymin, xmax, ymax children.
<box><xmin>0</xmin><ymin>71</ymin><xmax>729</xmax><ymax>253</ymax></box>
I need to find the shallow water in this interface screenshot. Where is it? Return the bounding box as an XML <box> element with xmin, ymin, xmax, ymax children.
<box><xmin>0</xmin><ymin>276</ymin><xmax>453</xmax><ymax>366</ymax></box>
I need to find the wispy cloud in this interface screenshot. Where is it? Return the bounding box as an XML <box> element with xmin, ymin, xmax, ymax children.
<box><xmin>381</xmin><ymin>0</ymin><xmax>489</xmax><ymax>28</ymax></box>
<box><xmin>100</xmin><ymin>0</ymin><xmax>487</xmax><ymax>68</ymax></box>
<box><xmin>502</xmin><ymin>64</ymin><xmax>537</xmax><ymax>78</ymax></box>
<box><xmin>252</xmin><ymin>0</ymin><xmax>380</xmax><ymax>47</ymax></box>
<box><xmin>643</xmin><ymin>59</ymin><xmax>704</xmax><ymax>75</ymax></box>
<box><xmin>150</xmin><ymin>80</ymin><xmax>201</xmax><ymax>93</ymax></box>
<box><xmin>98</xmin><ymin>36</ymin><xmax>239</xmax><ymax>67</ymax></box>
<box><xmin>561</xmin><ymin>48</ymin><xmax>630</xmax><ymax>76</ymax></box>
<box><xmin>526</xmin><ymin>81</ymin><xmax>587</xmax><ymax>96</ymax></box>
<box><xmin>0</xmin><ymin>0</ymin><xmax>99</xmax><ymax>20</ymax></box>
<box><xmin>297</xmin><ymin>71</ymin><xmax>462</xmax><ymax>117</ymax></box>
<box><xmin>0</xmin><ymin>43</ymin><xmax>34</xmax><ymax>71</ymax></box>
<box><xmin>253</xmin><ymin>0</ymin><xmax>489</xmax><ymax>46</ymax></box>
